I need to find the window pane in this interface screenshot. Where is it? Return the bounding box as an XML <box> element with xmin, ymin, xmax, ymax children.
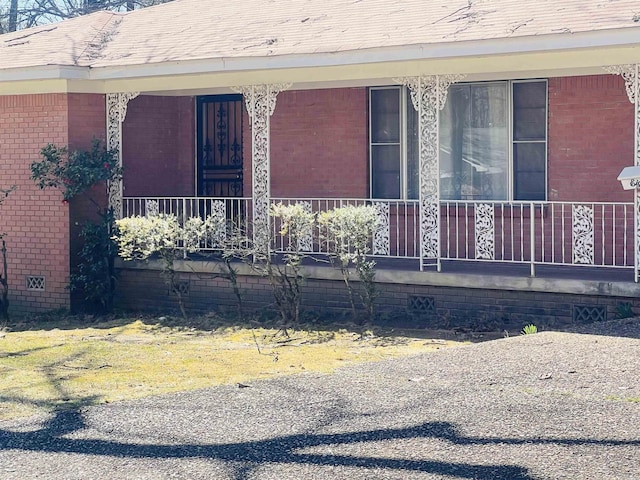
<box><xmin>514</xmin><ymin>143</ymin><xmax>546</xmax><ymax>200</ymax></box>
<box><xmin>372</xmin><ymin>145</ymin><xmax>400</xmax><ymax>198</ymax></box>
<box><xmin>513</xmin><ymin>82</ymin><xmax>546</xmax><ymax>141</ymax></box>
<box><xmin>371</xmin><ymin>89</ymin><xmax>400</xmax><ymax>143</ymax></box>
<box><xmin>440</xmin><ymin>83</ymin><xmax>508</xmax><ymax>200</ymax></box>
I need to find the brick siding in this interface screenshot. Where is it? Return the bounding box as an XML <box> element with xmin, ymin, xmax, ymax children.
<box><xmin>548</xmin><ymin>75</ymin><xmax>634</xmax><ymax>202</ymax></box>
<box><xmin>2</xmin><ymin>74</ymin><xmax>637</xmax><ymax>315</ymax></box>
<box><xmin>0</xmin><ymin>94</ymin><xmax>71</xmax><ymax>313</ymax></box>
<box><xmin>123</xmin><ymin>95</ymin><xmax>195</xmax><ymax>196</ymax></box>
<box><xmin>269</xmin><ymin>88</ymin><xmax>368</xmax><ymax>198</ymax></box>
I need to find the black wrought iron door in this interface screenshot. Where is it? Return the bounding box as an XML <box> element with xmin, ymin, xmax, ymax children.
<box><xmin>197</xmin><ymin>95</ymin><xmax>244</xmax><ymax>197</ymax></box>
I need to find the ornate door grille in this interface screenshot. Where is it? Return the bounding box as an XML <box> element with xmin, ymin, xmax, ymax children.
<box><xmin>197</xmin><ymin>95</ymin><xmax>244</xmax><ymax>197</ymax></box>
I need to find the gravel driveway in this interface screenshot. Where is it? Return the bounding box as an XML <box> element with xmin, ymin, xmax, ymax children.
<box><xmin>1</xmin><ymin>329</ymin><xmax>639</xmax><ymax>479</ymax></box>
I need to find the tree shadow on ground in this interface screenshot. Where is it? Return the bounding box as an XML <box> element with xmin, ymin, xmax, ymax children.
<box><xmin>2</xmin><ymin>408</ymin><xmax>639</xmax><ymax>479</ymax></box>
<box><xmin>0</xmin><ymin>410</ymin><xmax>528</xmax><ymax>479</ymax></box>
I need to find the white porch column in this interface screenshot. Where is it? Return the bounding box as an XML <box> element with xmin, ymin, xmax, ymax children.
<box><xmin>231</xmin><ymin>83</ymin><xmax>290</xmax><ymax>256</ymax></box>
<box><xmin>396</xmin><ymin>75</ymin><xmax>463</xmax><ymax>271</ymax></box>
<box><xmin>606</xmin><ymin>64</ymin><xmax>640</xmax><ymax>281</ymax></box>
<box><xmin>106</xmin><ymin>92</ymin><xmax>139</xmax><ymax>219</ymax></box>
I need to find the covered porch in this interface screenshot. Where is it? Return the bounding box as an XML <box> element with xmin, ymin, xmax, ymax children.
<box><xmin>93</xmin><ymin>24</ymin><xmax>640</xmax><ymax>324</ymax></box>
<box><xmin>108</xmin><ymin>69</ymin><xmax>640</xmax><ymax>284</ymax></box>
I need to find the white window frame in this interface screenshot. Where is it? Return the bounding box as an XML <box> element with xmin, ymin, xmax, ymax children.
<box><xmin>369</xmin><ymin>79</ymin><xmax>548</xmax><ymax>201</ymax></box>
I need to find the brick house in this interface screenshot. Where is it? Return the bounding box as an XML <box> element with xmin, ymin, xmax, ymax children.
<box><xmin>2</xmin><ymin>0</ymin><xmax>640</xmax><ymax>326</ymax></box>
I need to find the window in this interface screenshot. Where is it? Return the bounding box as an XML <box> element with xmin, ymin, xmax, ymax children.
<box><xmin>369</xmin><ymin>80</ymin><xmax>547</xmax><ymax>201</ymax></box>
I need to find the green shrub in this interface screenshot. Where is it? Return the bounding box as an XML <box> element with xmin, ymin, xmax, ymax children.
<box><xmin>115</xmin><ymin>214</ymin><xmax>186</xmax><ymax>317</ymax></box>
<box><xmin>615</xmin><ymin>302</ymin><xmax>634</xmax><ymax>319</ymax></box>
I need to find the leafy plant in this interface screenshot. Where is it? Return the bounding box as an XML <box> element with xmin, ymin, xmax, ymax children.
<box><xmin>521</xmin><ymin>324</ymin><xmax>538</xmax><ymax>335</ymax></box>
<box><xmin>70</xmin><ymin>211</ymin><xmax>118</xmax><ymax>313</ymax></box>
<box><xmin>115</xmin><ymin>214</ymin><xmax>185</xmax><ymax>317</ymax></box>
<box><xmin>318</xmin><ymin>205</ymin><xmax>379</xmax><ymax>326</ymax></box>
<box><xmin>32</xmin><ymin>141</ymin><xmax>122</xmax><ymax>202</ymax></box>
<box><xmin>264</xmin><ymin>202</ymin><xmax>316</xmax><ymax>331</ymax></box>
<box><xmin>210</xmin><ymin>202</ymin><xmax>318</xmax><ymax>332</ymax></box>
<box><xmin>31</xmin><ymin>140</ymin><xmax>121</xmax><ymax>313</ymax></box>
<box><xmin>615</xmin><ymin>302</ymin><xmax>635</xmax><ymax>319</ymax></box>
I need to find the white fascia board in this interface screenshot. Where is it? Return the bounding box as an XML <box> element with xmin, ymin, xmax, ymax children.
<box><xmin>0</xmin><ymin>65</ymin><xmax>89</xmax><ymax>83</ymax></box>
<box><xmin>88</xmin><ymin>27</ymin><xmax>640</xmax><ymax>81</ymax></box>
<box><xmin>95</xmin><ymin>46</ymin><xmax>640</xmax><ymax>95</ymax></box>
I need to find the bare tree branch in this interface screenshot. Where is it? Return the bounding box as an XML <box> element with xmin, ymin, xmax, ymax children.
<box><xmin>0</xmin><ymin>0</ymin><xmax>174</xmax><ymax>32</ymax></box>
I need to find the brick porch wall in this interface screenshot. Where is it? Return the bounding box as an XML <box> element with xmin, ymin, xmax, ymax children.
<box><xmin>116</xmin><ymin>267</ymin><xmax>636</xmax><ymax>330</ymax></box>
<box><xmin>125</xmin><ymin>88</ymin><xmax>369</xmax><ymax>199</ymax></box>
<box><xmin>0</xmin><ymin>94</ymin><xmax>71</xmax><ymax>313</ymax></box>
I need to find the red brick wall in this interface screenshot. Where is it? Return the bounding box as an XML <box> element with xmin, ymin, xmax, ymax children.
<box><xmin>0</xmin><ymin>94</ymin><xmax>71</xmax><ymax>313</ymax></box>
<box><xmin>548</xmin><ymin>75</ymin><xmax>634</xmax><ymax>202</ymax></box>
<box><xmin>122</xmin><ymin>95</ymin><xmax>195</xmax><ymax>197</ymax></box>
<box><xmin>269</xmin><ymin>88</ymin><xmax>368</xmax><ymax>198</ymax></box>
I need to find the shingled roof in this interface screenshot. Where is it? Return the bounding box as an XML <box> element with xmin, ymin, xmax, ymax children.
<box><xmin>1</xmin><ymin>0</ymin><xmax>639</xmax><ymax>71</ymax></box>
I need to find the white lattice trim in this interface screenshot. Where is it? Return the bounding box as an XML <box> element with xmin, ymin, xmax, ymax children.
<box><xmin>474</xmin><ymin>203</ymin><xmax>495</xmax><ymax>260</ymax></box>
<box><xmin>145</xmin><ymin>200</ymin><xmax>159</xmax><ymax>217</ymax></box>
<box><xmin>373</xmin><ymin>202</ymin><xmax>390</xmax><ymax>256</ymax></box>
<box><xmin>106</xmin><ymin>92</ymin><xmax>140</xmax><ymax>219</ymax></box>
<box><xmin>395</xmin><ymin>75</ymin><xmax>464</xmax><ymax>263</ymax></box>
<box><xmin>572</xmin><ymin>204</ymin><xmax>594</xmax><ymax>265</ymax></box>
<box><xmin>231</xmin><ymin>84</ymin><xmax>291</xmax><ymax>253</ymax></box>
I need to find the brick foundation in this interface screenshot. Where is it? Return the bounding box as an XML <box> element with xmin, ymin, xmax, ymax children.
<box><xmin>116</xmin><ymin>264</ymin><xmax>639</xmax><ymax>331</ymax></box>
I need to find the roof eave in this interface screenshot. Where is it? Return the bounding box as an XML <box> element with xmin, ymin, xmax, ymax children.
<box><xmin>0</xmin><ymin>65</ymin><xmax>90</xmax><ymax>82</ymax></box>
<box><xmin>2</xmin><ymin>26</ymin><xmax>640</xmax><ymax>93</ymax></box>
<box><xmin>87</xmin><ymin>26</ymin><xmax>640</xmax><ymax>81</ymax></box>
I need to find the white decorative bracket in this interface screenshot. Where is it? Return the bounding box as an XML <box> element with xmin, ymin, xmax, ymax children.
<box><xmin>231</xmin><ymin>83</ymin><xmax>291</xmax><ymax>256</ymax></box>
<box><xmin>106</xmin><ymin>92</ymin><xmax>140</xmax><ymax>219</ymax></box>
<box><xmin>394</xmin><ymin>75</ymin><xmax>464</xmax><ymax>271</ymax></box>
<box><xmin>606</xmin><ymin>64</ymin><xmax>640</xmax><ymax>280</ymax></box>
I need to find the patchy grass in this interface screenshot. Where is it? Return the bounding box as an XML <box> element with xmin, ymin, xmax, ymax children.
<box><xmin>0</xmin><ymin>317</ymin><xmax>462</xmax><ymax>421</ymax></box>
<box><xmin>604</xmin><ymin>395</ymin><xmax>640</xmax><ymax>403</ymax></box>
